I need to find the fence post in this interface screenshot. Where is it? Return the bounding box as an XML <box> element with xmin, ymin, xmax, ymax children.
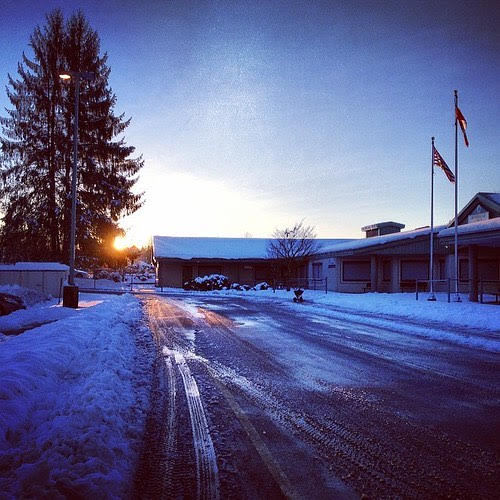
<box><xmin>58</xmin><ymin>277</ymin><xmax>63</xmax><ymax>304</ymax></box>
<box><xmin>479</xmin><ymin>280</ymin><xmax>483</xmax><ymax>304</ymax></box>
<box><xmin>447</xmin><ymin>279</ymin><xmax>451</xmax><ymax>303</ymax></box>
<box><xmin>416</xmin><ymin>280</ymin><xmax>419</xmax><ymax>301</ymax></box>
<box><xmin>325</xmin><ymin>277</ymin><xmax>328</xmax><ymax>294</ymax></box>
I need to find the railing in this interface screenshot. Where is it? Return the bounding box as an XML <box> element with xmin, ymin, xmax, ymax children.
<box><xmin>273</xmin><ymin>278</ymin><xmax>328</xmax><ymax>294</ymax></box>
<box><xmin>415</xmin><ymin>279</ymin><xmax>453</xmax><ymax>302</ymax></box>
<box><xmin>77</xmin><ymin>275</ymin><xmax>156</xmax><ymax>292</ymax></box>
<box><xmin>479</xmin><ymin>280</ymin><xmax>500</xmax><ymax>304</ymax></box>
<box><xmin>414</xmin><ymin>279</ymin><xmax>500</xmax><ymax>303</ymax></box>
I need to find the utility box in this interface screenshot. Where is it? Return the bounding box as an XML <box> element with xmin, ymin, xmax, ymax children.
<box><xmin>63</xmin><ymin>285</ymin><xmax>79</xmax><ymax>308</ymax></box>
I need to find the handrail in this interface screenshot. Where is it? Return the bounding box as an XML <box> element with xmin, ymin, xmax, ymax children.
<box><xmin>479</xmin><ymin>279</ymin><xmax>500</xmax><ymax>304</ymax></box>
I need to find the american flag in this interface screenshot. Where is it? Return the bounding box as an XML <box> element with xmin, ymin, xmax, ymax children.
<box><xmin>433</xmin><ymin>146</ymin><xmax>455</xmax><ymax>183</ymax></box>
<box><xmin>455</xmin><ymin>105</ymin><xmax>469</xmax><ymax>147</ymax></box>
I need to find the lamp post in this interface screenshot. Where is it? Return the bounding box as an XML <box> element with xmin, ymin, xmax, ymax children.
<box><xmin>59</xmin><ymin>70</ymin><xmax>94</xmax><ymax>307</ymax></box>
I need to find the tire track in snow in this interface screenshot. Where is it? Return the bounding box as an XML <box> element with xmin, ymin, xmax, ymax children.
<box><xmin>160</xmin><ymin>353</ymin><xmax>178</xmax><ymax>497</ymax></box>
<box><xmin>133</xmin><ymin>343</ymin><xmax>177</xmax><ymax>499</ymax></box>
<box><xmin>171</xmin><ymin>349</ymin><xmax>220</xmax><ymax>500</ymax></box>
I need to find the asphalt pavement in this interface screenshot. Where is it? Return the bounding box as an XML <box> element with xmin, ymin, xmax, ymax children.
<box><xmin>133</xmin><ymin>292</ymin><xmax>500</xmax><ymax>499</ymax></box>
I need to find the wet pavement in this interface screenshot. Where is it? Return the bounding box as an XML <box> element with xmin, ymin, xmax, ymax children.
<box><xmin>133</xmin><ymin>292</ymin><xmax>500</xmax><ymax>499</ymax></box>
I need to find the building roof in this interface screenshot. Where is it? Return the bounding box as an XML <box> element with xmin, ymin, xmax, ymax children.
<box><xmin>316</xmin><ymin>225</ymin><xmax>447</xmax><ymax>256</ymax></box>
<box><xmin>439</xmin><ymin>216</ymin><xmax>500</xmax><ymax>247</ymax></box>
<box><xmin>448</xmin><ymin>192</ymin><xmax>500</xmax><ymax>227</ymax></box>
<box><xmin>439</xmin><ymin>216</ymin><xmax>500</xmax><ymax>237</ymax></box>
<box><xmin>152</xmin><ymin>236</ymin><xmax>352</xmax><ymax>260</ymax></box>
<box><xmin>0</xmin><ymin>262</ymin><xmax>69</xmax><ymax>271</ymax></box>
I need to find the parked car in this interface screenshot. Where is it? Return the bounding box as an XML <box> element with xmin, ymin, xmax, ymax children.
<box><xmin>0</xmin><ymin>293</ymin><xmax>26</xmax><ymax>316</ymax></box>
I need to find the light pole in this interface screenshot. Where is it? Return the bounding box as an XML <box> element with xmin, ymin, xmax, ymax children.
<box><xmin>59</xmin><ymin>70</ymin><xmax>94</xmax><ymax>307</ymax></box>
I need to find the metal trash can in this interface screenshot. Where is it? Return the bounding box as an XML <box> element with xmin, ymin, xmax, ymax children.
<box><xmin>63</xmin><ymin>285</ymin><xmax>79</xmax><ymax>308</ymax></box>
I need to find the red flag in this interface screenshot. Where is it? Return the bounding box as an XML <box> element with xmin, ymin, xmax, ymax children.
<box><xmin>433</xmin><ymin>146</ymin><xmax>455</xmax><ymax>183</ymax></box>
<box><xmin>455</xmin><ymin>105</ymin><xmax>469</xmax><ymax>147</ymax></box>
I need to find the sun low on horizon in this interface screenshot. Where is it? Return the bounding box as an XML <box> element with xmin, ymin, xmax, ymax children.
<box><xmin>113</xmin><ymin>235</ymin><xmax>129</xmax><ymax>250</ymax></box>
<box><xmin>113</xmin><ymin>234</ymin><xmax>149</xmax><ymax>251</ymax></box>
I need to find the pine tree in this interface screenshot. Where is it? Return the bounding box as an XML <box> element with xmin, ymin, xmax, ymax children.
<box><xmin>0</xmin><ymin>9</ymin><xmax>143</xmax><ymax>264</ymax></box>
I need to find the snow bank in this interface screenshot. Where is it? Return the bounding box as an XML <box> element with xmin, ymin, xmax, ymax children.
<box><xmin>0</xmin><ymin>284</ymin><xmax>51</xmax><ymax>307</ymax></box>
<box><xmin>0</xmin><ymin>294</ymin><xmax>150</xmax><ymax>498</ymax></box>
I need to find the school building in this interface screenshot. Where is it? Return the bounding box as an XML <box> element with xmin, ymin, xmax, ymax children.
<box><xmin>153</xmin><ymin>192</ymin><xmax>500</xmax><ymax>301</ymax></box>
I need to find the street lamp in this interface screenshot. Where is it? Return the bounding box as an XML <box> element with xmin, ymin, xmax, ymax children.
<box><xmin>59</xmin><ymin>70</ymin><xmax>94</xmax><ymax>307</ymax></box>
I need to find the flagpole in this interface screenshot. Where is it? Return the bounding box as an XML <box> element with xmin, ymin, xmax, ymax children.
<box><xmin>428</xmin><ymin>137</ymin><xmax>436</xmax><ymax>301</ymax></box>
<box><xmin>453</xmin><ymin>90</ymin><xmax>461</xmax><ymax>301</ymax></box>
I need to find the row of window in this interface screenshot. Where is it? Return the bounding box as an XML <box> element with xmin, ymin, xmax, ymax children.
<box><xmin>314</xmin><ymin>259</ymin><xmax>500</xmax><ymax>283</ymax></box>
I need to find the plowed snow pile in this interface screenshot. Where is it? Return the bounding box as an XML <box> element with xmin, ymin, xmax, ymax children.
<box><xmin>0</xmin><ymin>294</ymin><xmax>150</xmax><ymax>498</ymax></box>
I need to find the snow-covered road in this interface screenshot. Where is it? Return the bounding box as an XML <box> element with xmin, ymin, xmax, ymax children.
<box><xmin>135</xmin><ymin>292</ymin><xmax>500</xmax><ymax>499</ymax></box>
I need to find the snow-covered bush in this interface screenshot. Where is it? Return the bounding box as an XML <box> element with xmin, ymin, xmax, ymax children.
<box><xmin>231</xmin><ymin>282</ymin><xmax>265</xmax><ymax>291</ymax></box>
<box><xmin>255</xmin><ymin>282</ymin><xmax>270</xmax><ymax>290</ymax></box>
<box><xmin>110</xmin><ymin>272</ymin><xmax>122</xmax><ymax>283</ymax></box>
<box><xmin>183</xmin><ymin>274</ymin><xmax>229</xmax><ymax>291</ymax></box>
<box><xmin>93</xmin><ymin>268</ymin><xmax>111</xmax><ymax>280</ymax></box>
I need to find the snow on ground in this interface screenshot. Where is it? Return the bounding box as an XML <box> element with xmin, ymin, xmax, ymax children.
<box><xmin>174</xmin><ymin>288</ymin><xmax>500</xmax><ymax>352</ymax></box>
<box><xmin>0</xmin><ymin>292</ymin><xmax>151</xmax><ymax>498</ymax></box>
<box><xmin>0</xmin><ymin>284</ymin><xmax>51</xmax><ymax>306</ymax></box>
<box><xmin>0</xmin><ymin>282</ymin><xmax>497</xmax><ymax>496</ymax></box>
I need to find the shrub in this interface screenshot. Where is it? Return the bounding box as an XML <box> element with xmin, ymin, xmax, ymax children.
<box><xmin>255</xmin><ymin>282</ymin><xmax>270</xmax><ymax>290</ymax></box>
<box><xmin>183</xmin><ymin>274</ymin><xmax>229</xmax><ymax>291</ymax></box>
<box><xmin>93</xmin><ymin>268</ymin><xmax>111</xmax><ymax>280</ymax></box>
<box><xmin>110</xmin><ymin>271</ymin><xmax>122</xmax><ymax>283</ymax></box>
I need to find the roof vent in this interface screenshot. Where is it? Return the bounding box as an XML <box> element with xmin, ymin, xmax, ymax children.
<box><xmin>361</xmin><ymin>221</ymin><xmax>405</xmax><ymax>238</ymax></box>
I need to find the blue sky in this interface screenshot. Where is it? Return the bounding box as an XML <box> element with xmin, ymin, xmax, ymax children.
<box><xmin>1</xmin><ymin>0</ymin><xmax>499</xmax><ymax>246</ymax></box>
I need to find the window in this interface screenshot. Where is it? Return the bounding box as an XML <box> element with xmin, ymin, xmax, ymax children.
<box><xmin>182</xmin><ymin>266</ymin><xmax>193</xmax><ymax>284</ymax></box>
<box><xmin>312</xmin><ymin>262</ymin><xmax>323</xmax><ymax>279</ymax></box>
<box><xmin>255</xmin><ymin>266</ymin><xmax>270</xmax><ymax>281</ymax></box>
<box><xmin>382</xmin><ymin>260</ymin><xmax>391</xmax><ymax>282</ymax></box>
<box><xmin>459</xmin><ymin>259</ymin><xmax>469</xmax><ymax>282</ymax></box>
<box><xmin>478</xmin><ymin>260</ymin><xmax>500</xmax><ymax>280</ymax></box>
<box><xmin>342</xmin><ymin>261</ymin><xmax>370</xmax><ymax>281</ymax></box>
<box><xmin>297</xmin><ymin>265</ymin><xmax>307</xmax><ymax>279</ymax></box>
<box><xmin>400</xmin><ymin>260</ymin><xmax>428</xmax><ymax>281</ymax></box>
<box><xmin>438</xmin><ymin>259</ymin><xmax>446</xmax><ymax>280</ymax></box>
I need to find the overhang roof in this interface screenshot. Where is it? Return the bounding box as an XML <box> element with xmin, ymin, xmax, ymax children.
<box><xmin>438</xmin><ymin>217</ymin><xmax>500</xmax><ymax>246</ymax></box>
<box><xmin>316</xmin><ymin>225</ymin><xmax>446</xmax><ymax>256</ymax></box>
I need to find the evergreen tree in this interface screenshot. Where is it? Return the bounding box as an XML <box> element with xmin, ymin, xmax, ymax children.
<box><xmin>0</xmin><ymin>9</ymin><xmax>143</xmax><ymax>264</ymax></box>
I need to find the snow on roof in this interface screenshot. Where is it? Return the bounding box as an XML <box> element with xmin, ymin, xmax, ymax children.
<box><xmin>482</xmin><ymin>192</ymin><xmax>500</xmax><ymax>206</ymax></box>
<box><xmin>438</xmin><ymin>216</ymin><xmax>500</xmax><ymax>237</ymax></box>
<box><xmin>152</xmin><ymin>236</ymin><xmax>352</xmax><ymax>260</ymax></box>
<box><xmin>0</xmin><ymin>262</ymin><xmax>69</xmax><ymax>271</ymax></box>
<box><xmin>317</xmin><ymin>225</ymin><xmax>447</xmax><ymax>255</ymax></box>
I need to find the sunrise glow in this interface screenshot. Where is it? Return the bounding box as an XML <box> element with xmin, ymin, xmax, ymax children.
<box><xmin>113</xmin><ymin>236</ymin><xmax>128</xmax><ymax>250</ymax></box>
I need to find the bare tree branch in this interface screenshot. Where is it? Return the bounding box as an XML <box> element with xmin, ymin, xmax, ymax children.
<box><xmin>267</xmin><ymin>220</ymin><xmax>318</xmax><ymax>286</ymax></box>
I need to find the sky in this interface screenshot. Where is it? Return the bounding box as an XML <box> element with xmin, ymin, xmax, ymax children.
<box><xmin>1</xmin><ymin>0</ymin><xmax>499</xmax><ymax>247</ymax></box>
